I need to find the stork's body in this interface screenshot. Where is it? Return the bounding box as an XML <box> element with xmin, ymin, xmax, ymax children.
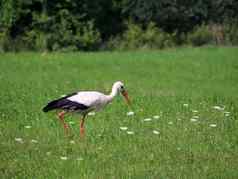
<box><xmin>42</xmin><ymin>81</ymin><xmax>130</xmax><ymax>137</ymax></box>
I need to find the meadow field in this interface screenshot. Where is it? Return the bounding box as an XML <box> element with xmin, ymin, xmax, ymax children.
<box><xmin>0</xmin><ymin>47</ymin><xmax>238</xmax><ymax>178</ymax></box>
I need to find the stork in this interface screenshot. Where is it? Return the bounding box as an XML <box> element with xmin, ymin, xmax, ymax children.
<box><xmin>42</xmin><ymin>81</ymin><xmax>130</xmax><ymax>137</ymax></box>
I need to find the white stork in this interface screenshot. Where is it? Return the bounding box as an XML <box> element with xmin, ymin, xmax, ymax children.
<box><xmin>42</xmin><ymin>81</ymin><xmax>130</xmax><ymax>136</ymax></box>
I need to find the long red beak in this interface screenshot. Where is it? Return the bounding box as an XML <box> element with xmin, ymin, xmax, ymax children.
<box><xmin>121</xmin><ymin>90</ymin><xmax>131</xmax><ymax>105</ymax></box>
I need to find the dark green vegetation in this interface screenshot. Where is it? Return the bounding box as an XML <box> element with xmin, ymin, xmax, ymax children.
<box><xmin>1</xmin><ymin>0</ymin><xmax>238</xmax><ymax>51</ymax></box>
<box><xmin>0</xmin><ymin>47</ymin><xmax>238</xmax><ymax>178</ymax></box>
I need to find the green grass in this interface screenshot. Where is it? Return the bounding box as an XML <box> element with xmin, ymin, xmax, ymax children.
<box><xmin>0</xmin><ymin>47</ymin><xmax>238</xmax><ymax>178</ymax></box>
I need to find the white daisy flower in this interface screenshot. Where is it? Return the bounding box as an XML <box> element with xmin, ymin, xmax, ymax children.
<box><xmin>209</xmin><ymin>124</ymin><xmax>217</xmax><ymax>127</ymax></box>
<box><xmin>60</xmin><ymin>156</ymin><xmax>68</xmax><ymax>160</ymax></box>
<box><xmin>31</xmin><ymin>139</ymin><xmax>38</xmax><ymax>143</ymax></box>
<box><xmin>88</xmin><ymin>112</ymin><xmax>95</xmax><ymax>116</ymax></box>
<box><xmin>213</xmin><ymin>106</ymin><xmax>224</xmax><ymax>111</ymax></box>
<box><xmin>24</xmin><ymin>125</ymin><xmax>32</xmax><ymax>129</ymax></box>
<box><xmin>127</xmin><ymin>131</ymin><xmax>134</xmax><ymax>135</ymax></box>
<box><xmin>70</xmin><ymin>140</ymin><xmax>75</xmax><ymax>144</ymax></box>
<box><xmin>190</xmin><ymin>118</ymin><xmax>198</xmax><ymax>122</ymax></box>
<box><xmin>69</xmin><ymin>121</ymin><xmax>75</xmax><ymax>125</ymax></box>
<box><xmin>15</xmin><ymin>138</ymin><xmax>23</xmax><ymax>143</ymax></box>
<box><xmin>143</xmin><ymin>118</ymin><xmax>152</xmax><ymax>122</ymax></box>
<box><xmin>153</xmin><ymin>115</ymin><xmax>160</xmax><ymax>119</ymax></box>
<box><xmin>127</xmin><ymin>111</ymin><xmax>135</xmax><ymax>116</ymax></box>
<box><xmin>224</xmin><ymin>112</ymin><xmax>230</xmax><ymax>117</ymax></box>
<box><xmin>153</xmin><ymin>130</ymin><xmax>160</xmax><ymax>135</ymax></box>
<box><xmin>120</xmin><ymin>126</ymin><xmax>128</xmax><ymax>131</ymax></box>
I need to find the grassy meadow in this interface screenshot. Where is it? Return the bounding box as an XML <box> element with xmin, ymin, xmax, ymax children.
<box><xmin>0</xmin><ymin>47</ymin><xmax>238</xmax><ymax>178</ymax></box>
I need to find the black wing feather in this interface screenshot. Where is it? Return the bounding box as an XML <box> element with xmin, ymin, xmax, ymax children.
<box><xmin>42</xmin><ymin>92</ymin><xmax>89</xmax><ymax>112</ymax></box>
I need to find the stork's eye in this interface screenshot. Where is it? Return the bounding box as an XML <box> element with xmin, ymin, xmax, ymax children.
<box><xmin>121</xmin><ymin>86</ymin><xmax>124</xmax><ymax>89</ymax></box>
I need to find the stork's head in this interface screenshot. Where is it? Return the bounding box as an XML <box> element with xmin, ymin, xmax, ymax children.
<box><xmin>113</xmin><ymin>81</ymin><xmax>131</xmax><ymax>105</ymax></box>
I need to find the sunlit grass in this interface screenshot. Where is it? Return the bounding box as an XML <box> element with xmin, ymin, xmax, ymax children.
<box><xmin>0</xmin><ymin>47</ymin><xmax>238</xmax><ymax>178</ymax></box>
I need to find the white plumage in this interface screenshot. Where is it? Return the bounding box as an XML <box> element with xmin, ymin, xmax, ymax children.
<box><xmin>67</xmin><ymin>91</ymin><xmax>110</xmax><ymax>111</ymax></box>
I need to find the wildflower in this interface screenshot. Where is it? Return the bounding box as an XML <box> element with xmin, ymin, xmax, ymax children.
<box><xmin>143</xmin><ymin>118</ymin><xmax>152</xmax><ymax>122</ymax></box>
<box><xmin>120</xmin><ymin>126</ymin><xmax>128</xmax><ymax>131</ymax></box>
<box><xmin>183</xmin><ymin>104</ymin><xmax>189</xmax><ymax>107</ymax></box>
<box><xmin>153</xmin><ymin>115</ymin><xmax>160</xmax><ymax>119</ymax></box>
<box><xmin>209</xmin><ymin>124</ymin><xmax>217</xmax><ymax>127</ymax></box>
<box><xmin>127</xmin><ymin>111</ymin><xmax>134</xmax><ymax>116</ymax></box>
<box><xmin>153</xmin><ymin>130</ymin><xmax>160</xmax><ymax>135</ymax></box>
<box><xmin>69</xmin><ymin>121</ymin><xmax>75</xmax><ymax>125</ymax></box>
<box><xmin>224</xmin><ymin>111</ymin><xmax>230</xmax><ymax>117</ymax></box>
<box><xmin>60</xmin><ymin>156</ymin><xmax>68</xmax><ymax>160</ymax></box>
<box><xmin>192</xmin><ymin>110</ymin><xmax>198</xmax><ymax>113</ymax></box>
<box><xmin>88</xmin><ymin>112</ymin><xmax>95</xmax><ymax>116</ymax></box>
<box><xmin>213</xmin><ymin>106</ymin><xmax>224</xmax><ymax>111</ymax></box>
<box><xmin>127</xmin><ymin>131</ymin><xmax>134</xmax><ymax>135</ymax></box>
<box><xmin>70</xmin><ymin>140</ymin><xmax>75</xmax><ymax>144</ymax></box>
<box><xmin>24</xmin><ymin>125</ymin><xmax>32</xmax><ymax>129</ymax></box>
<box><xmin>31</xmin><ymin>139</ymin><xmax>38</xmax><ymax>143</ymax></box>
<box><xmin>15</xmin><ymin>138</ymin><xmax>23</xmax><ymax>143</ymax></box>
<box><xmin>190</xmin><ymin>118</ymin><xmax>197</xmax><ymax>122</ymax></box>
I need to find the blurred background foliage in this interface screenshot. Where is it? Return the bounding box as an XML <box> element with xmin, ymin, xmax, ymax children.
<box><xmin>0</xmin><ymin>0</ymin><xmax>238</xmax><ymax>51</ymax></box>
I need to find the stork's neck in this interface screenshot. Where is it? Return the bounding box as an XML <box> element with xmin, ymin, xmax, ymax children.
<box><xmin>107</xmin><ymin>86</ymin><xmax>119</xmax><ymax>102</ymax></box>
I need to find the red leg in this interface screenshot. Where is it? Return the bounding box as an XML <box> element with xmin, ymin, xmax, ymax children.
<box><xmin>58</xmin><ymin>111</ymin><xmax>69</xmax><ymax>134</ymax></box>
<box><xmin>80</xmin><ymin>115</ymin><xmax>86</xmax><ymax>138</ymax></box>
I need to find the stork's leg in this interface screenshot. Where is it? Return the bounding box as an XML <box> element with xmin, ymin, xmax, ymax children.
<box><xmin>80</xmin><ymin>115</ymin><xmax>86</xmax><ymax>137</ymax></box>
<box><xmin>58</xmin><ymin>111</ymin><xmax>69</xmax><ymax>134</ymax></box>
